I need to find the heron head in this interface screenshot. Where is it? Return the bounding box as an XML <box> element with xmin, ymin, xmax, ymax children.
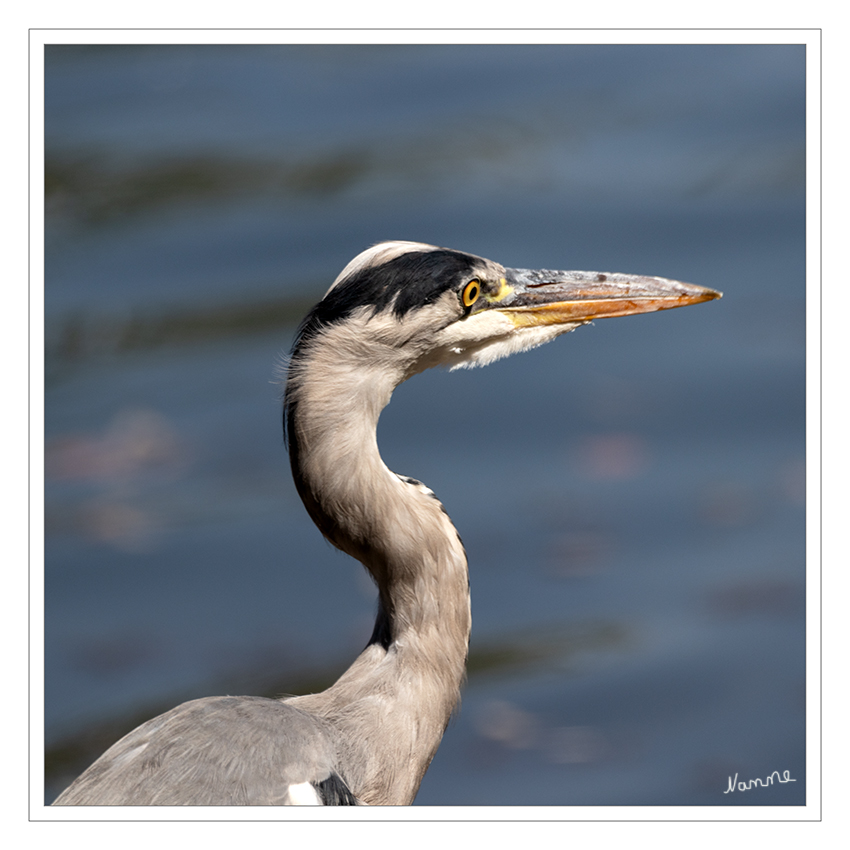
<box><xmin>289</xmin><ymin>241</ymin><xmax>721</xmax><ymax>385</ymax></box>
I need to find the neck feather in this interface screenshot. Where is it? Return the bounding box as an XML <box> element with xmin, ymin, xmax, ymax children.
<box><xmin>283</xmin><ymin>332</ymin><xmax>471</xmax><ymax>804</ymax></box>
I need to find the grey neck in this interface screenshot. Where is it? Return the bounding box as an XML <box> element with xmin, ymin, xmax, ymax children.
<box><xmin>283</xmin><ymin>347</ymin><xmax>471</xmax><ymax>804</ymax></box>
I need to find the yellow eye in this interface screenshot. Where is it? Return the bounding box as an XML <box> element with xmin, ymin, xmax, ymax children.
<box><xmin>462</xmin><ymin>279</ymin><xmax>481</xmax><ymax>308</ymax></box>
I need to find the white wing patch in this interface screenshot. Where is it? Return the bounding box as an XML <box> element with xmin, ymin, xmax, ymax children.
<box><xmin>286</xmin><ymin>781</ymin><xmax>323</xmax><ymax>805</ymax></box>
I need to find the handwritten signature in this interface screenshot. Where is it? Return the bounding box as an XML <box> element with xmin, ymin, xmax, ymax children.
<box><xmin>725</xmin><ymin>770</ymin><xmax>796</xmax><ymax>793</ymax></box>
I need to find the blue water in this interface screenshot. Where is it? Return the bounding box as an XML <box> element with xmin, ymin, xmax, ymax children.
<box><xmin>43</xmin><ymin>43</ymin><xmax>806</xmax><ymax>807</ymax></box>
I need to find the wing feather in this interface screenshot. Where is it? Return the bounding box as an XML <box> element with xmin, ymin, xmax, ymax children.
<box><xmin>53</xmin><ymin>696</ymin><xmax>357</xmax><ymax>806</ymax></box>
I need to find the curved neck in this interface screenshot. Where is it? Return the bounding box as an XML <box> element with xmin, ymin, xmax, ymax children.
<box><xmin>284</xmin><ymin>344</ymin><xmax>471</xmax><ymax>804</ymax></box>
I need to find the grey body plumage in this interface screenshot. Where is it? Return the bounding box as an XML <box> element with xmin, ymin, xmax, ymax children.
<box><xmin>53</xmin><ymin>241</ymin><xmax>719</xmax><ymax>806</ymax></box>
<box><xmin>55</xmin><ymin>697</ymin><xmax>355</xmax><ymax>805</ymax></box>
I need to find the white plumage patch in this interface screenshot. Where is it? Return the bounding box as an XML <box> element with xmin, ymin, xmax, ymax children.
<box><xmin>286</xmin><ymin>781</ymin><xmax>323</xmax><ymax>805</ymax></box>
<box><xmin>430</xmin><ymin>310</ymin><xmax>582</xmax><ymax>371</ymax></box>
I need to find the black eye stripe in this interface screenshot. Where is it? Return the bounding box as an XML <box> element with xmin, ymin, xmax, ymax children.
<box><xmin>293</xmin><ymin>250</ymin><xmax>484</xmax><ymax>351</ymax></box>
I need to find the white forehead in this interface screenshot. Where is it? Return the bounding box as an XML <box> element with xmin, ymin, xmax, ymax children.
<box><xmin>326</xmin><ymin>242</ymin><xmax>440</xmax><ymax>296</ymax></box>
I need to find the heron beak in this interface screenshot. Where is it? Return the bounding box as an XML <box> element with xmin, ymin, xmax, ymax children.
<box><xmin>487</xmin><ymin>268</ymin><xmax>721</xmax><ymax>327</ymax></box>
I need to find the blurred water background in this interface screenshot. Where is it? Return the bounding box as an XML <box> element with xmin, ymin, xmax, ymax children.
<box><xmin>43</xmin><ymin>43</ymin><xmax>806</xmax><ymax>807</ymax></box>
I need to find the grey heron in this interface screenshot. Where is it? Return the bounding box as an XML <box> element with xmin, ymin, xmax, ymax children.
<box><xmin>52</xmin><ymin>241</ymin><xmax>720</xmax><ymax>806</ymax></box>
